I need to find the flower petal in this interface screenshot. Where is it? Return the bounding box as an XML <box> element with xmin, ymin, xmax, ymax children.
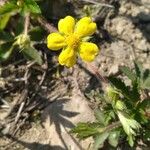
<box><xmin>58</xmin><ymin>47</ymin><xmax>76</xmax><ymax>67</ymax></box>
<box><xmin>75</xmin><ymin>17</ymin><xmax>97</xmax><ymax>37</ymax></box>
<box><xmin>79</xmin><ymin>42</ymin><xmax>99</xmax><ymax>62</ymax></box>
<box><xmin>58</xmin><ymin>16</ymin><xmax>75</xmax><ymax>35</ymax></box>
<box><xmin>47</xmin><ymin>33</ymin><xmax>66</xmax><ymax>50</ymax></box>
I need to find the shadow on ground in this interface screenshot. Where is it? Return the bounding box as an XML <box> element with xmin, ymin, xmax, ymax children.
<box><xmin>1</xmin><ymin>134</ymin><xmax>65</xmax><ymax>150</ymax></box>
<box><xmin>42</xmin><ymin>98</ymin><xmax>80</xmax><ymax>149</ymax></box>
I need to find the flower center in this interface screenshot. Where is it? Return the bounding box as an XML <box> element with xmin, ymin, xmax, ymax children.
<box><xmin>66</xmin><ymin>34</ymin><xmax>80</xmax><ymax>49</ymax></box>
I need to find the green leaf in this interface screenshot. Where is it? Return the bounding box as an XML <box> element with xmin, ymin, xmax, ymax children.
<box><xmin>128</xmin><ymin>135</ymin><xmax>134</xmax><ymax>147</ymax></box>
<box><xmin>14</xmin><ymin>17</ymin><xmax>24</xmax><ymax>36</ymax></box>
<box><xmin>0</xmin><ymin>31</ymin><xmax>14</xmax><ymax>41</ymax></box>
<box><xmin>142</xmin><ymin>69</ymin><xmax>150</xmax><ymax>81</ymax></box>
<box><xmin>108</xmin><ymin>131</ymin><xmax>120</xmax><ymax>147</ymax></box>
<box><xmin>0</xmin><ymin>42</ymin><xmax>14</xmax><ymax>61</ymax></box>
<box><xmin>104</xmin><ymin>110</ymin><xmax>116</xmax><ymax>124</ymax></box>
<box><xmin>22</xmin><ymin>46</ymin><xmax>43</xmax><ymax>65</ymax></box>
<box><xmin>117</xmin><ymin>111</ymin><xmax>140</xmax><ymax>136</ymax></box>
<box><xmin>22</xmin><ymin>0</ymin><xmax>41</xmax><ymax>14</ymax></box>
<box><xmin>94</xmin><ymin>109</ymin><xmax>106</xmax><ymax>125</ymax></box>
<box><xmin>93</xmin><ymin>132</ymin><xmax>109</xmax><ymax>150</ymax></box>
<box><xmin>134</xmin><ymin>61</ymin><xmax>143</xmax><ymax>78</ymax></box>
<box><xmin>142</xmin><ymin>77</ymin><xmax>150</xmax><ymax>90</ymax></box>
<box><xmin>0</xmin><ymin>14</ymin><xmax>10</xmax><ymax>30</ymax></box>
<box><xmin>0</xmin><ymin>1</ymin><xmax>18</xmax><ymax>16</ymax></box>
<box><xmin>108</xmin><ymin>76</ymin><xmax>131</xmax><ymax>100</ymax></box>
<box><xmin>120</xmin><ymin>66</ymin><xmax>136</xmax><ymax>83</ymax></box>
<box><xmin>143</xmin><ymin>129</ymin><xmax>150</xmax><ymax>141</ymax></box>
<box><xmin>141</xmin><ymin>69</ymin><xmax>150</xmax><ymax>90</ymax></box>
<box><xmin>71</xmin><ymin>122</ymin><xmax>103</xmax><ymax>139</ymax></box>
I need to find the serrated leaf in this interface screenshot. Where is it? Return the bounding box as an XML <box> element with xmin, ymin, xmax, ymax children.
<box><xmin>0</xmin><ymin>1</ymin><xmax>18</xmax><ymax>16</ymax></box>
<box><xmin>93</xmin><ymin>132</ymin><xmax>109</xmax><ymax>150</ymax></box>
<box><xmin>0</xmin><ymin>14</ymin><xmax>10</xmax><ymax>30</ymax></box>
<box><xmin>120</xmin><ymin>66</ymin><xmax>136</xmax><ymax>83</ymax></box>
<box><xmin>0</xmin><ymin>43</ymin><xmax>14</xmax><ymax>61</ymax></box>
<box><xmin>22</xmin><ymin>46</ymin><xmax>43</xmax><ymax>65</ymax></box>
<box><xmin>108</xmin><ymin>131</ymin><xmax>120</xmax><ymax>147</ymax></box>
<box><xmin>108</xmin><ymin>76</ymin><xmax>131</xmax><ymax>100</ymax></box>
<box><xmin>23</xmin><ymin>0</ymin><xmax>41</xmax><ymax>14</ymax></box>
<box><xmin>105</xmin><ymin>110</ymin><xmax>116</xmax><ymax>124</ymax></box>
<box><xmin>117</xmin><ymin>111</ymin><xmax>140</xmax><ymax>136</ymax></box>
<box><xmin>134</xmin><ymin>60</ymin><xmax>143</xmax><ymax>78</ymax></box>
<box><xmin>71</xmin><ymin>122</ymin><xmax>103</xmax><ymax>139</ymax></box>
<box><xmin>94</xmin><ymin>109</ymin><xmax>106</xmax><ymax>125</ymax></box>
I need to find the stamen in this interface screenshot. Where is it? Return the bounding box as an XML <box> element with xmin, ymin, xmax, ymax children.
<box><xmin>66</xmin><ymin>34</ymin><xmax>80</xmax><ymax>49</ymax></box>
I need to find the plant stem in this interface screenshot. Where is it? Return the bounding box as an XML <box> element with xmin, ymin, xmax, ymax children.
<box><xmin>24</xmin><ymin>13</ymin><xmax>30</xmax><ymax>36</ymax></box>
<box><xmin>104</xmin><ymin>121</ymin><xmax>121</xmax><ymax>132</ymax></box>
<box><xmin>86</xmin><ymin>63</ymin><xmax>109</xmax><ymax>84</ymax></box>
<box><xmin>37</xmin><ymin>16</ymin><xmax>57</xmax><ymax>33</ymax></box>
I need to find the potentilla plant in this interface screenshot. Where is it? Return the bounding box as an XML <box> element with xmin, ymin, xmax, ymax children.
<box><xmin>1</xmin><ymin>0</ymin><xmax>149</xmax><ymax>148</ymax></box>
<box><xmin>71</xmin><ymin>61</ymin><xmax>150</xmax><ymax>149</ymax></box>
<box><xmin>46</xmin><ymin>16</ymin><xmax>150</xmax><ymax>149</ymax></box>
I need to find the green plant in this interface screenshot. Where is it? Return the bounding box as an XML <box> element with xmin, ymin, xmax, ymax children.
<box><xmin>0</xmin><ymin>0</ymin><xmax>43</xmax><ymax>64</ymax></box>
<box><xmin>71</xmin><ymin>61</ymin><xmax>150</xmax><ymax>149</ymax></box>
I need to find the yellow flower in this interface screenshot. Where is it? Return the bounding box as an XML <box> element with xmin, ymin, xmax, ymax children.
<box><xmin>47</xmin><ymin>16</ymin><xmax>99</xmax><ymax>67</ymax></box>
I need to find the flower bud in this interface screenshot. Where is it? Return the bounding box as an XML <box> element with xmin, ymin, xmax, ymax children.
<box><xmin>106</xmin><ymin>86</ymin><xmax>119</xmax><ymax>102</ymax></box>
<box><xmin>15</xmin><ymin>34</ymin><xmax>30</xmax><ymax>49</ymax></box>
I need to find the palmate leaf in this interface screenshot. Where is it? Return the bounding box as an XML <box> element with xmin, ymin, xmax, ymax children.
<box><xmin>108</xmin><ymin>76</ymin><xmax>131</xmax><ymax>100</ymax></box>
<box><xmin>108</xmin><ymin>76</ymin><xmax>140</xmax><ymax>101</ymax></box>
<box><xmin>134</xmin><ymin>60</ymin><xmax>143</xmax><ymax>78</ymax></box>
<box><xmin>120</xmin><ymin>66</ymin><xmax>136</xmax><ymax>83</ymax></box>
<box><xmin>117</xmin><ymin>111</ymin><xmax>140</xmax><ymax>147</ymax></box>
<box><xmin>120</xmin><ymin>66</ymin><xmax>140</xmax><ymax>100</ymax></box>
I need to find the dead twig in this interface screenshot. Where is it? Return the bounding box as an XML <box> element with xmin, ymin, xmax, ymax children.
<box><xmin>81</xmin><ymin>0</ymin><xmax>114</xmax><ymax>8</ymax></box>
<box><xmin>14</xmin><ymin>102</ymin><xmax>25</xmax><ymax>124</ymax></box>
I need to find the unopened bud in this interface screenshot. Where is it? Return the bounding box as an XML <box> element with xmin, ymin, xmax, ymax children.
<box><xmin>15</xmin><ymin>34</ymin><xmax>30</xmax><ymax>49</ymax></box>
<box><xmin>106</xmin><ymin>86</ymin><xmax>119</xmax><ymax>102</ymax></box>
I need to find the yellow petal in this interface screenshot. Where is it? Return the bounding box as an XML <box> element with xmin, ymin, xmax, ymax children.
<box><xmin>79</xmin><ymin>42</ymin><xmax>99</xmax><ymax>62</ymax></box>
<box><xmin>47</xmin><ymin>33</ymin><xmax>66</xmax><ymax>50</ymax></box>
<box><xmin>58</xmin><ymin>16</ymin><xmax>75</xmax><ymax>35</ymax></box>
<box><xmin>58</xmin><ymin>47</ymin><xmax>76</xmax><ymax>67</ymax></box>
<box><xmin>75</xmin><ymin>17</ymin><xmax>97</xmax><ymax>37</ymax></box>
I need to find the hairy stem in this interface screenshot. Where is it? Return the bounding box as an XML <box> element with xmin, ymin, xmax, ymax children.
<box><xmin>24</xmin><ymin>13</ymin><xmax>30</xmax><ymax>36</ymax></box>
